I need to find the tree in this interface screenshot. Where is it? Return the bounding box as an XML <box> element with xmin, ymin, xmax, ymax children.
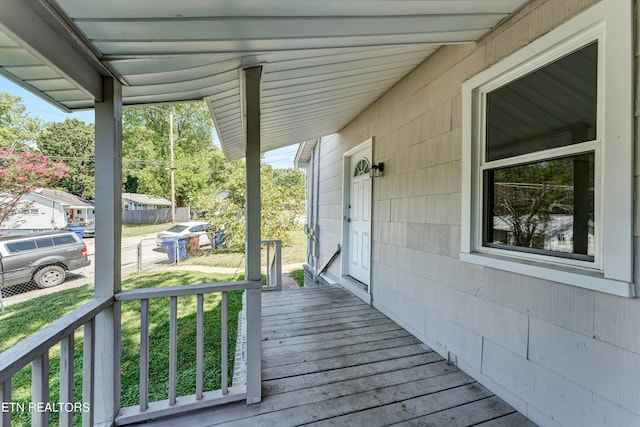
<box><xmin>122</xmin><ymin>102</ymin><xmax>218</xmax><ymax>206</ymax></box>
<box><xmin>120</xmin><ymin>101</ymin><xmax>306</xmax><ymax>251</ymax></box>
<box><xmin>205</xmin><ymin>164</ymin><xmax>306</xmax><ymax>251</ymax></box>
<box><xmin>0</xmin><ymin>148</ymin><xmax>68</xmax><ymax>227</ymax></box>
<box><xmin>0</xmin><ymin>92</ymin><xmax>42</xmax><ymax>150</ymax></box>
<box><xmin>38</xmin><ymin>119</ymin><xmax>95</xmax><ymax>199</ymax></box>
<box><xmin>492</xmin><ymin>157</ymin><xmax>579</xmax><ymax>249</ymax></box>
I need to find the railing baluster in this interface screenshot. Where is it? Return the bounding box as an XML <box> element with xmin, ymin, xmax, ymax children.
<box><xmin>32</xmin><ymin>352</ymin><xmax>50</xmax><ymax>427</ymax></box>
<box><xmin>139</xmin><ymin>299</ymin><xmax>150</xmax><ymax>411</ymax></box>
<box><xmin>275</xmin><ymin>240</ymin><xmax>282</xmax><ymax>291</ymax></box>
<box><xmin>266</xmin><ymin>243</ymin><xmax>271</xmax><ymax>287</ymax></box>
<box><xmin>1</xmin><ymin>379</ymin><xmax>11</xmax><ymax>427</ymax></box>
<box><xmin>196</xmin><ymin>294</ymin><xmax>204</xmax><ymax>400</ymax></box>
<box><xmin>221</xmin><ymin>291</ymin><xmax>228</xmax><ymax>395</ymax></box>
<box><xmin>169</xmin><ymin>296</ymin><xmax>178</xmax><ymax>405</ymax></box>
<box><xmin>59</xmin><ymin>334</ymin><xmax>75</xmax><ymax>427</ymax></box>
<box><xmin>260</xmin><ymin>240</ymin><xmax>282</xmax><ymax>290</ymax></box>
<box><xmin>82</xmin><ymin>320</ymin><xmax>95</xmax><ymax>427</ymax></box>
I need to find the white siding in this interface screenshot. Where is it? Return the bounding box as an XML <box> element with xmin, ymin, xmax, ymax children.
<box><xmin>2</xmin><ymin>194</ymin><xmax>65</xmax><ymax>229</ymax></box>
<box><xmin>309</xmin><ymin>0</ymin><xmax>640</xmax><ymax>425</ymax></box>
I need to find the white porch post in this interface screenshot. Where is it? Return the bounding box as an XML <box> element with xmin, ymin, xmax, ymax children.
<box><xmin>93</xmin><ymin>77</ymin><xmax>123</xmax><ymax>426</ymax></box>
<box><xmin>244</xmin><ymin>66</ymin><xmax>262</xmax><ymax>404</ymax></box>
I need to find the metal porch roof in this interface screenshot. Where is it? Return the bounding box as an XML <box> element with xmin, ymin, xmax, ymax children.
<box><xmin>0</xmin><ymin>0</ymin><xmax>529</xmax><ymax>160</ymax></box>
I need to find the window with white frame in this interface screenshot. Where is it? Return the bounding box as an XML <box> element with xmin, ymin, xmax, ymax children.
<box><xmin>461</xmin><ymin>0</ymin><xmax>634</xmax><ymax>297</ymax></box>
<box><xmin>483</xmin><ymin>41</ymin><xmax>597</xmax><ymax>262</ymax></box>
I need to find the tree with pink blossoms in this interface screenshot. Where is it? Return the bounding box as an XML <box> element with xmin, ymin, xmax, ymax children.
<box><xmin>0</xmin><ymin>147</ymin><xmax>69</xmax><ymax>227</ymax></box>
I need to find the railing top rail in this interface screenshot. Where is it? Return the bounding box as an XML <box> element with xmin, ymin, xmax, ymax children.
<box><xmin>0</xmin><ymin>297</ymin><xmax>113</xmax><ymax>383</ymax></box>
<box><xmin>115</xmin><ymin>280</ymin><xmax>262</xmax><ymax>301</ymax></box>
<box><xmin>260</xmin><ymin>239</ymin><xmax>282</xmax><ymax>245</ymax></box>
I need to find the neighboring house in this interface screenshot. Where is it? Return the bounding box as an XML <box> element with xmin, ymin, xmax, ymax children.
<box><xmin>1</xmin><ymin>188</ymin><xmax>94</xmax><ymax>230</ymax></box>
<box><xmin>122</xmin><ymin>193</ymin><xmax>171</xmax><ymax>211</ymax></box>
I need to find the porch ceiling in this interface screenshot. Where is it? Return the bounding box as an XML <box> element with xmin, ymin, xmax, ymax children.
<box><xmin>0</xmin><ymin>0</ymin><xmax>529</xmax><ymax>160</ymax></box>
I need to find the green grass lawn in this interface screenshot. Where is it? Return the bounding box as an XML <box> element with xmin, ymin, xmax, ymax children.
<box><xmin>291</xmin><ymin>269</ymin><xmax>305</xmax><ymax>287</ymax></box>
<box><xmin>181</xmin><ymin>229</ymin><xmax>306</xmax><ymax>268</ymax></box>
<box><xmin>122</xmin><ymin>223</ymin><xmax>172</xmax><ymax>237</ymax></box>
<box><xmin>0</xmin><ymin>271</ymin><xmax>242</xmax><ymax>427</ymax></box>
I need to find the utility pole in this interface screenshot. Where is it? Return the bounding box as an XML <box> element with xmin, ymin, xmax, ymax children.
<box><xmin>169</xmin><ymin>110</ymin><xmax>176</xmax><ymax>224</ymax></box>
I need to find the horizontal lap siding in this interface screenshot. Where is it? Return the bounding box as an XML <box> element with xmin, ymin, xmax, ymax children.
<box><xmin>313</xmin><ymin>0</ymin><xmax>640</xmax><ymax>425</ymax></box>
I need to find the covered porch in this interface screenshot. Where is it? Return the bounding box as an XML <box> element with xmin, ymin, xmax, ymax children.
<box><xmin>132</xmin><ymin>285</ymin><xmax>531</xmax><ymax>427</ymax></box>
<box><xmin>0</xmin><ymin>1</ymin><xmax>539</xmax><ymax>426</ymax></box>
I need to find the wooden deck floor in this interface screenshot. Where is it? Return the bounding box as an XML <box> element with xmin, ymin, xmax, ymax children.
<box><xmin>134</xmin><ymin>285</ymin><xmax>535</xmax><ymax>427</ymax></box>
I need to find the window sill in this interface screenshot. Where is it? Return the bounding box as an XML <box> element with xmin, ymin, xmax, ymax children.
<box><xmin>460</xmin><ymin>252</ymin><xmax>636</xmax><ymax>298</ymax></box>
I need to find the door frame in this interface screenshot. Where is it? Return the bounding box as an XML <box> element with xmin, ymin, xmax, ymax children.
<box><xmin>341</xmin><ymin>137</ymin><xmax>373</xmax><ymax>292</ymax></box>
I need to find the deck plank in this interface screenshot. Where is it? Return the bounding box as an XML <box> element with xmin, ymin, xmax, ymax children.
<box><xmin>263</xmin><ymin>343</ymin><xmax>434</xmax><ymax>380</ymax></box>
<box><xmin>261</xmin><ymin>305</ymin><xmax>373</xmax><ymax>324</ymax></box>
<box><xmin>199</xmin><ymin>362</ymin><xmax>462</xmax><ymax>425</ymax></box>
<box><xmin>305</xmin><ymin>383</ymin><xmax>494</xmax><ymax>427</ymax></box>
<box><xmin>262</xmin><ymin>327</ymin><xmax>415</xmax><ymax>358</ymax></box>
<box><xmin>262</xmin><ymin>310</ymin><xmax>387</xmax><ymax>330</ymax></box>
<box><xmin>261</xmin><ymin>300</ymin><xmax>365</xmax><ymax>317</ymax></box>
<box><xmin>261</xmin><ymin>322</ymin><xmax>404</xmax><ymax>349</ymax></box>
<box><xmin>474</xmin><ymin>412</ymin><xmax>539</xmax><ymax>426</ymax></box>
<box><xmin>216</xmin><ymin>372</ymin><xmax>478</xmax><ymax>426</ymax></box>
<box><xmin>263</xmin><ymin>352</ymin><xmax>443</xmax><ymax>395</ymax></box>
<box><xmin>390</xmin><ymin>396</ymin><xmax>516</xmax><ymax>426</ymax></box>
<box><xmin>262</xmin><ymin>335</ymin><xmax>420</xmax><ymax>368</ymax></box>
<box><xmin>263</xmin><ymin>316</ymin><xmax>394</xmax><ymax>340</ymax></box>
<box><xmin>131</xmin><ymin>286</ymin><xmax>534</xmax><ymax>427</ymax></box>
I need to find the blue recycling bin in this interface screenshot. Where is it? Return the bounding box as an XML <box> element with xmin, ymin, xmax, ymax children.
<box><xmin>67</xmin><ymin>227</ymin><xmax>84</xmax><ymax>239</ymax></box>
<box><xmin>215</xmin><ymin>231</ymin><xmax>225</xmax><ymax>249</ymax></box>
<box><xmin>178</xmin><ymin>238</ymin><xmax>187</xmax><ymax>259</ymax></box>
<box><xmin>161</xmin><ymin>238</ymin><xmax>187</xmax><ymax>263</ymax></box>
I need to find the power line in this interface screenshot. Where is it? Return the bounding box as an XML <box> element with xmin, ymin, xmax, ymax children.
<box><xmin>43</xmin><ymin>155</ymin><xmax>170</xmax><ymax>165</ymax></box>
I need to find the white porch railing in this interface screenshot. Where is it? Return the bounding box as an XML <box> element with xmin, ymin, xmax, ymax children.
<box><xmin>261</xmin><ymin>239</ymin><xmax>282</xmax><ymax>291</ymax></box>
<box><xmin>114</xmin><ymin>280</ymin><xmax>262</xmax><ymax>425</ymax></box>
<box><xmin>0</xmin><ymin>297</ymin><xmax>112</xmax><ymax>427</ymax></box>
<box><xmin>0</xmin><ymin>279</ymin><xmax>263</xmax><ymax>426</ymax></box>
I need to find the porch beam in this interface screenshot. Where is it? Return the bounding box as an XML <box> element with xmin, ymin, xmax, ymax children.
<box><xmin>244</xmin><ymin>66</ymin><xmax>262</xmax><ymax>404</ymax></box>
<box><xmin>93</xmin><ymin>77</ymin><xmax>123</xmax><ymax>426</ymax></box>
<box><xmin>0</xmin><ymin>0</ymin><xmax>103</xmax><ymax>102</ymax></box>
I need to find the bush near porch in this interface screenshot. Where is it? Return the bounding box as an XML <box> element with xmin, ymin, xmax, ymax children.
<box><xmin>0</xmin><ymin>271</ymin><xmax>242</xmax><ymax>426</ymax></box>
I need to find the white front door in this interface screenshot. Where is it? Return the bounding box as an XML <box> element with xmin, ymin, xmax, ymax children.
<box><xmin>346</xmin><ymin>150</ymin><xmax>372</xmax><ymax>285</ymax></box>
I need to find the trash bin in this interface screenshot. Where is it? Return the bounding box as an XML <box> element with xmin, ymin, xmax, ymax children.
<box><xmin>67</xmin><ymin>227</ymin><xmax>84</xmax><ymax>239</ymax></box>
<box><xmin>185</xmin><ymin>234</ymin><xmax>200</xmax><ymax>256</ymax></box>
<box><xmin>161</xmin><ymin>238</ymin><xmax>177</xmax><ymax>263</ymax></box>
<box><xmin>215</xmin><ymin>231</ymin><xmax>225</xmax><ymax>249</ymax></box>
<box><xmin>177</xmin><ymin>237</ymin><xmax>187</xmax><ymax>260</ymax></box>
<box><xmin>161</xmin><ymin>238</ymin><xmax>187</xmax><ymax>263</ymax></box>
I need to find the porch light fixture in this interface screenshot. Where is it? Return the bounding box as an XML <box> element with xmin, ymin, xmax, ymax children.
<box><xmin>370</xmin><ymin>162</ymin><xmax>384</xmax><ymax>179</ymax></box>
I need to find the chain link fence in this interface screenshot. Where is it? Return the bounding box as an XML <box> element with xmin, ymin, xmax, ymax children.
<box><xmin>132</xmin><ymin>234</ymin><xmax>220</xmax><ymax>274</ymax></box>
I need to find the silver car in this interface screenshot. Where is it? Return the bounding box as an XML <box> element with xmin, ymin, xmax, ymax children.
<box><xmin>155</xmin><ymin>221</ymin><xmax>212</xmax><ymax>247</ymax></box>
<box><xmin>0</xmin><ymin>231</ymin><xmax>91</xmax><ymax>289</ymax></box>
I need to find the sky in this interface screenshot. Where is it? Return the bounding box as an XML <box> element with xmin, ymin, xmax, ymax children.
<box><xmin>0</xmin><ymin>77</ymin><xmax>299</xmax><ymax>169</ymax></box>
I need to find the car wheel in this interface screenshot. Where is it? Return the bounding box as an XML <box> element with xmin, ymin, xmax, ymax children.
<box><xmin>33</xmin><ymin>265</ymin><xmax>66</xmax><ymax>288</ymax></box>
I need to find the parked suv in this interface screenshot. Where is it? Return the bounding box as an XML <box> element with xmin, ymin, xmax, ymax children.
<box><xmin>0</xmin><ymin>231</ymin><xmax>91</xmax><ymax>289</ymax></box>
